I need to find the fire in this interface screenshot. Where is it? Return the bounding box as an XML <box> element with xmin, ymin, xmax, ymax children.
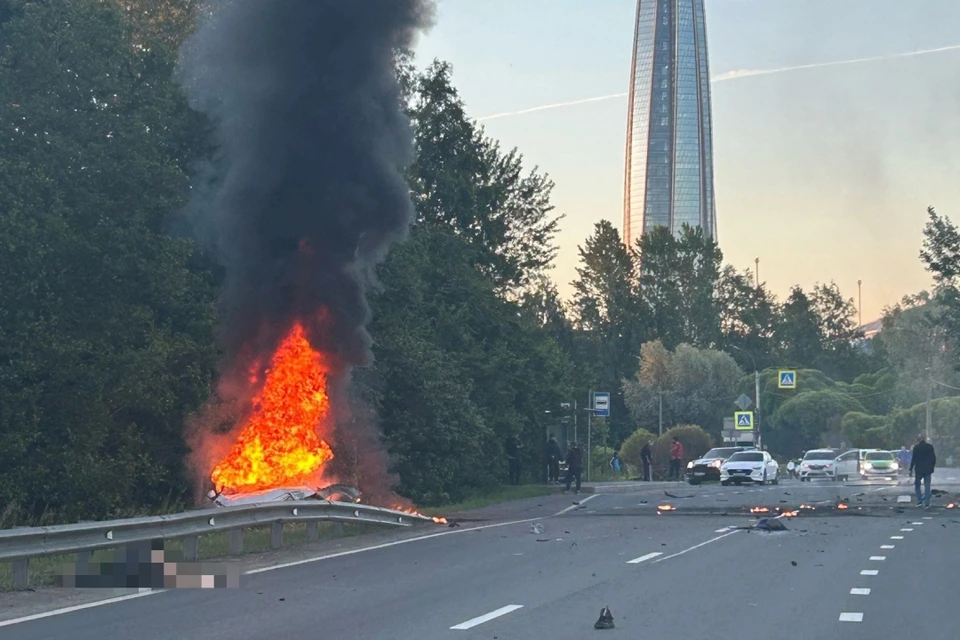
<box><xmin>750</xmin><ymin>507</ymin><xmax>770</xmax><ymax>514</ymax></box>
<box><xmin>211</xmin><ymin>323</ymin><xmax>335</xmax><ymax>494</ymax></box>
<box><xmin>392</xmin><ymin>505</ymin><xmax>447</xmax><ymax>524</ymax></box>
<box><xmin>657</xmin><ymin>504</ymin><xmax>675</xmax><ymax>512</ymax></box>
<box><xmin>837</xmin><ymin>503</ymin><xmax>849</xmax><ymax>510</ymax></box>
<box><xmin>780</xmin><ymin>510</ymin><xmax>799</xmax><ymax>518</ymax></box>
<box><xmin>947</xmin><ymin>503</ymin><xmax>956</xmax><ymax>509</ymax></box>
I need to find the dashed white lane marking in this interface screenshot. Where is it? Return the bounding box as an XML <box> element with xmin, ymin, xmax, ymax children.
<box><xmin>900</xmin><ymin>528</ymin><xmax>913</xmax><ymax>532</ymax></box>
<box><xmin>922</xmin><ymin>516</ymin><xmax>932</xmax><ymax>520</ymax></box>
<box><xmin>450</xmin><ymin>605</ymin><xmax>524</xmax><ymax>630</ymax></box>
<box><xmin>850</xmin><ymin>588</ymin><xmax>871</xmax><ymax>595</ymax></box>
<box><xmin>627</xmin><ymin>552</ymin><xmax>663</xmax><ymax>564</ymax></box>
<box><xmin>881</xmin><ymin>545</ymin><xmax>895</xmax><ymax>549</ymax></box>
<box><xmin>870</xmin><ymin>556</ymin><xmax>886</xmax><ymax>561</ymax></box>
<box><xmin>839</xmin><ymin>612</ymin><xmax>864</xmax><ymax>622</ymax></box>
<box><xmin>860</xmin><ymin>570</ymin><xmax>879</xmax><ymax>576</ymax></box>
<box><xmin>896</xmin><ymin>495</ymin><xmax>911</xmax><ymax>503</ymax></box>
<box><xmin>654</xmin><ymin>530</ymin><xmax>740</xmax><ymax>563</ymax></box>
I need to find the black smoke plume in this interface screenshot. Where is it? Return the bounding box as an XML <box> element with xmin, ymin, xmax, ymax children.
<box><xmin>178</xmin><ymin>0</ymin><xmax>434</xmax><ymax>366</ymax></box>
<box><xmin>177</xmin><ymin>0</ymin><xmax>434</xmax><ymax>499</ymax></box>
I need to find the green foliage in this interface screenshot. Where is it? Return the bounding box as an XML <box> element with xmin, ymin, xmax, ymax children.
<box><xmin>771</xmin><ymin>391</ymin><xmax>866</xmax><ymax>453</ymax></box>
<box><xmin>624</xmin><ymin>342</ymin><xmax>743</xmax><ymax>438</ymax></box>
<box><xmin>619</xmin><ymin>428</ymin><xmax>656</xmax><ymax>474</ymax></box>
<box><xmin>650</xmin><ymin>425</ymin><xmax>712</xmax><ymax>477</ymax></box>
<box><xmin>0</xmin><ymin>0</ymin><xmax>217</xmax><ymax>522</ymax></box>
<box><xmin>840</xmin><ymin>412</ymin><xmax>888</xmax><ymax>448</ymax></box>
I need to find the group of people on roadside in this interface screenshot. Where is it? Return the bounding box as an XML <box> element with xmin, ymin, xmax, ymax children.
<box><xmin>543</xmin><ymin>434</ymin><xmax>586</xmax><ymax>493</ymax></box>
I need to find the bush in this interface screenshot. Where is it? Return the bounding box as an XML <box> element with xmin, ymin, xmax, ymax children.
<box><xmin>619</xmin><ymin>428</ymin><xmax>656</xmax><ymax>477</ymax></box>
<box><xmin>651</xmin><ymin>425</ymin><xmax>713</xmax><ymax>479</ymax></box>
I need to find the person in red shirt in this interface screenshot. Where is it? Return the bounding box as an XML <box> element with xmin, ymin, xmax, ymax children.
<box><xmin>669</xmin><ymin>438</ymin><xmax>684</xmax><ymax>480</ymax></box>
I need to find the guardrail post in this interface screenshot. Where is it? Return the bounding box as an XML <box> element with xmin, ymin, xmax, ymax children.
<box><xmin>332</xmin><ymin>522</ymin><xmax>344</xmax><ymax>535</ymax></box>
<box><xmin>270</xmin><ymin>522</ymin><xmax>283</xmax><ymax>549</ymax></box>
<box><xmin>12</xmin><ymin>559</ymin><xmax>29</xmax><ymax>590</ymax></box>
<box><xmin>182</xmin><ymin>535</ymin><xmax>199</xmax><ymax>562</ymax></box>
<box><xmin>229</xmin><ymin>528</ymin><xmax>243</xmax><ymax>555</ymax></box>
<box><xmin>305</xmin><ymin>521</ymin><xmax>319</xmax><ymax>542</ymax></box>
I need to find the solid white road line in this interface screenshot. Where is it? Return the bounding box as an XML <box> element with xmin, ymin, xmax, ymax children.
<box><xmin>627</xmin><ymin>552</ymin><xmax>663</xmax><ymax>564</ymax></box>
<box><xmin>839</xmin><ymin>612</ymin><xmax>864</xmax><ymax>622</ymax></box>
<box><xmin>881</xmin><ymin>545</ymin><xmax>895</xmax><ymax>549</ymax></box>
<box><xmin>850</xmin><ymin>588</ymin><xmax>871</xmax><ymax>595</ymax></box>
<box><xmin>1</xmin><ymin>498</ymin><xmax>592</xmax><ymax>627</ymax></box>
<box><xmin>870</xmin><ymin>556</ymin><xmax>886</xmax><ymax>561</ymax></box>
<box><xmin>860</xmin><ymin>570</ymin><xmax>879</xmax><ymax>576</ymax></box>
<box><xmin>654</xmin><ymin>530</ymin><xmax>740</xmax><ymax>563</ymax></box>
<box><xmin>450</xmin><ymin>605</ymin><xmax>524</xmax><ymax>630</ymax></box>
<box><xmin>0</xmin><ymin>591</ymin><xmax>161</xmax><ymax>628</ymax></box>
<box><xmin>555</xmin><ymin>494</ymin><xmax>599</xmax><ymax>515</ymax></box>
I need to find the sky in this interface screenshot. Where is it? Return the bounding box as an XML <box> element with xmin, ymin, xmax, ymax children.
<box><xmin>412</xmin><ymin>0</ymin><xmax>960</xmax><ymax>322</ymax></box>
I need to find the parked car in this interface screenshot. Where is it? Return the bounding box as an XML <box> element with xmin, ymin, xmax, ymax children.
<box><xmin>720</xmin><ymin>450</ymin><xmax>779</xmax><ymax>485</ymax></box>
<box><xmin>798</xmin><ymin>449</ymin><xmax>839</xmax><ymax>481</ymax></box>
<box><xmin>685</xmin><ymin>447</ymin><xmax>751</xmax><ymax>485</ymax></box>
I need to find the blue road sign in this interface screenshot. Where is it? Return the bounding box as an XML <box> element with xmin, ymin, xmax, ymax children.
<box><xmin>778</xmin><ymin>370</ymin><xmax>797</xmax><ymax>389</ymax></box>
<box><xmin>593</xmin><ymin>392</ymin><xmax>611</xmax><ymax>417</ymax></box>
<box><xmin>734</xmin><ymin>411</ymin><xmax>754</xmax><ymax>430</ymax></box>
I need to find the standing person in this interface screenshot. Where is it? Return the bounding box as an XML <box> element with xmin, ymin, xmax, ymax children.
<box><xmin>609</xmin><ymin>451</ymin><xmax>622</xmax><ymax>477</ymax></box>
<box><xmin>669</xmin><ymin>437</ymin><xmax>684</xmax><ymax>481</ymax></box>
<box><xmin>564</xmin><ymin>442</ymin><xmax>584</xmax><ymax>494</ymax></box>
<box><xmin>786</xmin><ymin>459</ymin><xmax>796</xmax><ymax>479</ymax></box>
<box><xmin>505</xmin><ymin>433</ymin><xmax>523</xmax><ymax>486</ymax></box>
<box><xmin>640</xmin><ymin>440</ymin><xmax>653</xmax><ymax>481</ymax></box>
<box><xmin>545</xmin><ymin>435</ymin><xmax>562</xmax><ymax>484</ymax></box>
<box><xmin>909</xmin><ymin>434</ymin><xmax>936</xmax><ymax>509</ymax></box>
<box><xmin>898</xmin><ymin>446</ymin><xmax>911</xmax><ymax>477</ymax></box>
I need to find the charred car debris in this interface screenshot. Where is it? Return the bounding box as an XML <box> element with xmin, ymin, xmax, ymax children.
<box><xmin>207</xmin><ymin>483</ymin><xmax>363</xmax><ymax>507</ymax></box>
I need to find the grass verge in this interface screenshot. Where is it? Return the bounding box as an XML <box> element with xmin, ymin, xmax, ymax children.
<box><xmin>420</xmin><ymin>484</ymin><xmax>557</xmax><ymax>515</ymax></box>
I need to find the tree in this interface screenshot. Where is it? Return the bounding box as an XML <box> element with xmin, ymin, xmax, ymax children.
<box><xmin>809</xmin><ymin>281</ymin><xmax>863</xmax><ymax>379</ymax></box>
<box><xmin>716</xmin><ymin>266</ymin><xmax>779</xmax><ymax>370</ymax></box>
<box><xmin>649</xmin><ymin>425</ymin><xmax>712</xmax><ymax>479</ymax></box>
<box><xmin>624</xmin><ymin>342</ymin><xmax>743</xmax><ymax>439</ymax></box>
<box><xmin>0</xmin><ymin>0</ymin><xmax>217</xmax><ymax>522</ymax></box>
<box><xmin>772</xmin><ymin>391</ymin><xmax>866</xmax><ymax>454</ymax></box>
<box><xmin>569</xmin><ymin>220</ymin><xmax>646</xmax><ymax>443</ymax></box>
<box><xmin>404</xmin><ymin>60</ymin><xmax>561</xmax><ymax>293</ymax></box>
<box><xmin>619</xmin><ymin>428</ymin><xmax>656</xmax><ymax>476</ymax></box>
<box><xmin>636</xmin><ymin>225</ymin><xmax>721</xmax><ymax>348</ymax></box>
<box><xmin>777</xmin><ymin>286</ymin><xmax>822</xmax><ymax>368</ymax></box>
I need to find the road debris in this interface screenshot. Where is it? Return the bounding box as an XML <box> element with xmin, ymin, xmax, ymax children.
<box><xmin>791</xmin><ymin>561</ymin><xmax>797</xmax><ymax>566</ymax></box>
<box><xmin>531</xmin><ymin>523</ymin><xmax>545</xmax><ymax>534</ymax></box>
<box><xmin>594</xmin><ymin>606</ymin><xmax>615</xmax><ymax>630</ymax></box>
<box><xmin>664</xmin><ymin>491</ymin><xmax>696</xmax><ymax>499</ymax></box>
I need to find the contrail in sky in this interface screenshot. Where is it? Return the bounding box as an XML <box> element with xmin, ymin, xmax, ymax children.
<box><xmin>476</xmin><ymin>44</ymin><xmax>960</xmax><ymax>122</ymax></box>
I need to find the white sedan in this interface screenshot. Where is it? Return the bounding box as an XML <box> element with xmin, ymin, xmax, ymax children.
<box><xmin>720</xmin><ymin>451</ymin><xmax>779</xmax><ymax>485</ymax></box>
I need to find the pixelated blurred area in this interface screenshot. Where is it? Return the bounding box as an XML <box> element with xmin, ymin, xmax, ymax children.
<box><xmin>55</xmin><ymin>540</ymin><xmax>239</xmax><ymax>589</ymax></box>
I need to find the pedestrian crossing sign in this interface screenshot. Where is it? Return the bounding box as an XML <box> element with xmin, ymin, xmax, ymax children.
<box><xmin>778</xmin><ymin>370</ymin><xmax>797</xmax><ymax>389</ymax></box>
<box><xmin>734</xmin><ymin>411</ymin><xmax>754</xmax><ymax>430</ymax></box>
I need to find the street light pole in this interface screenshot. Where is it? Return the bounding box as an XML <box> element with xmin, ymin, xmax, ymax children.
<box><xmin>730</xmin><ymin>344</ymin><xmax>761</xmax><ymax>450</ymax></box>
<box><xmin>658</xmin><ymin>384</ymin><xmax>663</xmax><ymax>437</ymax></box>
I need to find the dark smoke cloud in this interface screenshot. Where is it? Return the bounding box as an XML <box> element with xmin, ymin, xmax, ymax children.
<box><xmin>177</xmin><ymin>0</ymin><xmax>434</xmax><ymax>365</ymax></box>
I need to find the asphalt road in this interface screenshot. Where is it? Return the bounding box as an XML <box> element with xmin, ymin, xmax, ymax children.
<box><xmin>3</xmin><ymin>469</ymin><xmax>959</xmax><ymax>639</ymax></box>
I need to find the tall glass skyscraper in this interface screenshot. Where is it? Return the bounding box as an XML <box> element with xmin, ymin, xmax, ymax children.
<box><xmin>623</xmin><ymin>0</ymin><xmax>717</xmax><ymax>248</ymax></box>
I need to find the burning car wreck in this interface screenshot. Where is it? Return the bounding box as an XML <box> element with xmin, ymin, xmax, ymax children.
<box><xmin>207</xmin><ymin>483</ymin><xmax>362</xmax><ymax>508</ymax></box>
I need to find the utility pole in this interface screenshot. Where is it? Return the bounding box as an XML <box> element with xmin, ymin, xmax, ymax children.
<box><xmin>587</xmin><ymin>390</ymin><xmax>593</xmax><ymax>482</ymax></box>
<box><xmin>658</xmin><ymin>384</ymin><xmax>663</xmax><ymax>437</ymax></box>
<box><xmin>857</xmin><ymin>280</ymin><xmax>863</xmax><ymax>328</ymax></box>
<box><xmin>754</xmin><ymin>257</ymin><xmax>760</xmax><ymax>288</ymax></box>
<box><xmin>926</xmin><ymin>375</ymin><xmax>933</xmax><ymax>442</ymax></box>
<box><xmin>754</xmin><ymin>369</ymin><xmax>762</xmax><ymax>450</ymax></box>
<box><xmin>573</xmin><ymin>399</ymin><xmax>578</xmax><ymax>444</ymax></box>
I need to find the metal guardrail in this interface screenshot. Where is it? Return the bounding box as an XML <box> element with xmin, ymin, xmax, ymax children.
<box><xmin>0</xmin><ymin>501</ymin><xmax>435</xmax><ymax>590</ymax></box>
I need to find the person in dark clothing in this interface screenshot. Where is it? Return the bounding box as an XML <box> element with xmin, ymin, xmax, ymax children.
<box><xmin>910</xmin><ymin>434</ymin><xmax>936</xmax><ymax>508</ymax></box>
<box><xmin>640</xmin><ymin>440</ymin><xmax>653</xmax><ymax>481</ymax></box>
<box><xmin>506</xmin><ymin>434</ymin><xmax>523</xmax><ymax>485</ymax></box>
<box><xmin>545</xmin><ymin>435</ymin><xmax>562</xmax><ymax>484</ymax></box>
<box><xmin>564</xmin><ymin>443</ymin><xmax>584</xmax><ymax>493</ymax></box>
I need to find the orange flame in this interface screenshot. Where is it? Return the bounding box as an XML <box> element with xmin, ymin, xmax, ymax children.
<box><xmin>947</xmin><ymin>503</ymin><xmax>956</xmax><ymax>509</ymax></box>
<box><xmin>799</xmin><ymin>504</ymin><xmax>815</xmax><ymax>510</ymax></box>
<box><xmin>657</xmin><ymin>504</ymin><xmax>675</xmax><ymax>511</ymax></box>
<box><xmin>837</xmin><ymin>503</ymin><xmax>849</xmax><ymax>510</ymax></box>
<box><xmin>211</xmin><ymin>323</ymin><xmax>335</xmax><ymax>494</ymax></box>
<box><xmin>392</xmin><ymin>505</ymin><xmax>448</xmax><ymax>524</ymax></box>
<box><xmin>750</xmin><ymin>507</ymin><xmax>770</xmax><ymax>514</ymax></box>
<box><xmin>780</xmin><ymin>510</ymin><xmax>799</xmax><ymax>518</ymax></box>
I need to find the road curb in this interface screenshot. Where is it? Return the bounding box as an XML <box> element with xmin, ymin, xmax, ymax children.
<box><xmin>579</xmin><ymin>481</ymin><xmax>694</xmax><ymax>494</ymax></box>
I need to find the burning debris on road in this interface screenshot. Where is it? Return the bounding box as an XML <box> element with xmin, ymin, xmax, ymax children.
<box><xmin>176</xmin><ymin>0</ymin><xmax>435</xmax><ymax>508</ymax></box>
